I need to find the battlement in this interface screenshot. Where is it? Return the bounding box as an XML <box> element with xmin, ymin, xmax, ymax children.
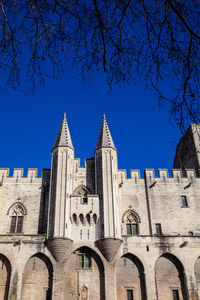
<box><xmin>118</xmin><ymin>168</ymin><xmax>199</xmax><ymax>183</ymax></box>
<box><xmin>0</xmin><ymin>168</ymin><xmax>50</xmax><ymax>182</ymax></box>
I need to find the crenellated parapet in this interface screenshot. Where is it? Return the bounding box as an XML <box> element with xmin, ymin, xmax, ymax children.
<box><xmin>118</xmin><ymin>168</ymin><xmax>199</xmax><ymax>183</ymax></box>
<box><xmin>0</xmin><ymin>168</ymin><xmax>51</xmax><ymax>185</ymax></box>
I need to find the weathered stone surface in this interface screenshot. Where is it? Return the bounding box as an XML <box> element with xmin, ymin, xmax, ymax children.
<box><xmin>96</xmin><ymin>238</ymin><xmax>122</xmax><ymax>262</ymax></box>
<box><xmin>46</xmin><ymin>238</ymin><xmax>73</xmax><ymax>262</ymax></box>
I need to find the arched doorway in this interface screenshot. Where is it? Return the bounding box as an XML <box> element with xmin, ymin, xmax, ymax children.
<box><xmin>116</xmin><ymin>253</ymin><xmax>147</xmax><ymax>300</ymax></box>
<box><xmin>155</xmin><ymin>253</ymin><xmax>188</xmax><ymax>300</ymax></box>
<box><xmin>21</xmin><ymin>253</ymin><xmax>53</xmax><ymax>300</ymax></box>
<box><xmin>64</xmin><ymin>247</ymin><xmax>105</xmax><ymax>300</ymax></box>
<box><xmin>0</xmin><ymin>254</ymin><xmax>11</xmax><ymax>300</ymax></box>
<box><xmin>194</xmin><ymin>257</ymin><xmax>200</xmax><ymax>296</ymax></box>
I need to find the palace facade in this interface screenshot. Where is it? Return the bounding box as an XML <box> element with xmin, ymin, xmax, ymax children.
<box><xmin>0</xmin><ymin>115</ymin><xmax>200</xmax><ymax>300</ymax></box>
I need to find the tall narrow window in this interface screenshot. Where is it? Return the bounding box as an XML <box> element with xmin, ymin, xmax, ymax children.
<box><xmin>155</xmin><ymin>223</ymin><xmax>162</xmax><ymax>235</ymax></box>
<box><xmin>181</xmin><ymin>195</ymin><xmax>188</xmax><ymax>207</ymax></box>
<box><xmin>10</xmin><ymin>204</ymin><xmax>24</xmax><ymax>233</ymax></box>
<box><xmin>127</xmin><ymin>289</ymin><xmax>134</xmax><ymax>300</ymax></box>
<box><xmin>172</xmin><ymin>289</ymin><xmax>179</xmax><ymax>300</ymax></box>
<box><xmin>126</xmin><ymin>212</ymin><xmax>139</xmax><ymax>236</ymax></box>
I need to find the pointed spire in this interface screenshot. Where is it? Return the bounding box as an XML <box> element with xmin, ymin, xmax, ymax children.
<box><xmin>53</xmin><ymin>113</ymin><xmax>74</xmax><ymax>150</ymax></box>
<box><xmin>96</xmin><ymin>114</ymin><xmax>116</xmax><ymax>151</ymax></box>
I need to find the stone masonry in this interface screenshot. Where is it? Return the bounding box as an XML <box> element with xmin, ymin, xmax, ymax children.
<box><xmin>0</xmin><ymin>115</ymin><xmax>200</xmax><ymax>300</ymax></box>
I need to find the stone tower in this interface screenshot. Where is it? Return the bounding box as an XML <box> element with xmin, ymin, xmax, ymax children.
<box><xmin>95</xmin><ymin>115</ymin><xmax>122</xmax><ymax>262</ymax></box>
<box><xmin>174</xmin><ymin>123</ymin><xmax>200</xmax><ymax>175</ymax></box>
<box><xmin>47</xmin><ymin>113</ymin><xmax>74</xmax><ymax>261</ymax></box>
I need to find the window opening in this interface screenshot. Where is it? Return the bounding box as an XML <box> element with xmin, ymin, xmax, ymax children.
<box><xmin>172</xmin><ymin>289</ymin><xmax>179</xmax><ymax>300</ymax></box>
<box><xmin>126</xmin><ymin>212</ymin><xmax>139</xmax><ymax>236</ymax></box>
<box><xmin>10</xmin><ymin>204</ymin><xmax>24</xmax><ymax>233</ymax></box>
<box><xmin>181</xmin><ymin>195</ymin><xmax>188</xmax><ymax>207</ymax></box>
<box><xmin>126</xmin><ymin>224</ymin><xmax>138</xmax><ymax>236</ymax></box>
<box><xmin>155</xmin><ymin>223</ymin><xmax>162</xmax><ymax>235</ymax></box>
<box><xmin>82</xmin><ymin>197</ymin><xmax>88</xmax><ymax>204</ymax></box>
<box><xmin>78</xmin><ymin>254</ymin><xmax>91</xmax><ymax>269</ymax></box>
<box><xmin>127</xmin><ymin>289</ymin><xmax>134</xmax><ymax>300</ymax></box>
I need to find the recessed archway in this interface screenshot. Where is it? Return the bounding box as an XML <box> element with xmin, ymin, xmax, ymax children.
<box><xmin>116</xmin><ymin>253</ymin><xmax>147</xmax><ymax>300</ymax></box>
<box><xmin>155</xmin><ymin>253</ymin><xmax>188</xmax><ymax>300</ymax></box>
<box><xmin>194</xmin><ymin>257</ymin><xmax>200</xmax><ymax>297</ymax></box>
<box><xmin>0</xmin><ymin>254</ymin><xmax>11</xmax><ymax>300</ymax></box>
<box><xmin>21</xmin><ymin>253</ymin><xmax>53</xmax><ymax>300</ymax></box>
<box><xmin>64</xmin><ymin>246</ymin><xmax>105</xmax><ymax>300</ymax></box>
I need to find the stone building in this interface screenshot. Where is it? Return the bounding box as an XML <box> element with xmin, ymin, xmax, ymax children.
<box><xmin>0</xmin><ymin>114</ymin><xmax>200</xmax><ymax>300</ymax></box>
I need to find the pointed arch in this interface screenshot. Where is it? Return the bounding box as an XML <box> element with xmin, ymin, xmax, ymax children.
<box><xmin>7</xmin><ymin>202</ymin><xmax>27</xmax><ymax>233</ymax></box>
<box><xmin>116</xmin><ymin>253</ymin><xmax>147</xmax><ymax>300</ymax></box>
<box><xmin>0</xmin><ymin>254</ymin><xmax>11</xmax><ymax>300</ymax></box>
<box><xmin>73</xmin><ymin>185</ymin><xmax>91</xmax><ymax>196</ymax></box>
<box><xmin>194</xmin><ymin>256</ymin><xmax>200</xmax><ymax>298</ymax></box>
<box><xmin>122</xmin><ymin>208</ymin><xmax>141</xmax><ymax>223</ymax></box>
<box><xmin>7</xmin><ymin>202</ymin><xmax>28</xmax><ymax>215</ymax></box>
<box><xmin>122</xmin><ymin>209</ymin><xmax>140</xmax><ymax>236</ymax></box>
<box><xmin>155</xmin><ymin>253</ymin><xmax>188</xmax><ymax>300</ymax></box>
<box><xmin>21</xmin><ymin>253</ymin><xmax>53</xmax><ymax>300</ymax></box>
<box><xmin>64</xmin><ymin>246</ymin><xmax>105</xmax><ymax>300</ymax></box>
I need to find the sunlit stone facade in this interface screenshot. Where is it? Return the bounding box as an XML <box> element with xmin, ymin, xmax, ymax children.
<box><xmin>0</xmin><ymin>116</ymin><xmax>200</xmax><ymax>300</ymax></box>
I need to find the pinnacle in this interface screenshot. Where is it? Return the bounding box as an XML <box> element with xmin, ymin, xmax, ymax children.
<box><xmin>96</xmin><ymin>114</ymin><xmax>116</xmax><ymax>151</ymax></box>
<box><xmin>53</xmin><ymin>114</ymin><xmax>74</xmax><ymax>150</ymax></box>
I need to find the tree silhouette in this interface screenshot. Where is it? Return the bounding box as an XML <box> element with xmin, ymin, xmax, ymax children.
<box><xmin>0</xmin><ymin>0</ymin><xmax>200</xmax><ymax>131</ymax></box>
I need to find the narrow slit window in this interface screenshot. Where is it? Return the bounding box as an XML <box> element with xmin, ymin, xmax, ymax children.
<box><xmin>155</xmin><ymin>223</ymin><xmax>162</xmax><ymax>235</ymax></box>
<box><xmin>181</xmin><ymin>195</ymin><xmax>188</xmax><ymax>207</ymax></box>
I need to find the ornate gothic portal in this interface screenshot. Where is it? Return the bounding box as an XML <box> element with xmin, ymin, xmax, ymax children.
<box><xmin>116</xmin><ymin>254</ymin><xmax>147</xmax><ymax>300</ymax></box>
<box><xmin>0</xmin><ymin>254</ymin><xmax>11</xmax><ymax>300</ymax></box>
<box><xmin>64</xmin><ymin>247</ymin><xmax>105</xmax><ymax>300</ymax></box>
<box><xmin>155</xmin><ymin>254</ymin><xmax>188</xmax><ymax>300</ymax></box>
<box><xmin>21</xmin><ymin>253</ymin><xmax>53</xmax><ymax>300</ymax></box>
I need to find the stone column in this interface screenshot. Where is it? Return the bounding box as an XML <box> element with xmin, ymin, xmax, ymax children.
<box><xmin>145</xmin><ymin>268</ymin><xmax>158</xmax><ymax>300</ymax></box>
<box><xmin>53</xmin><ymin>264</ymin><xmax>65</xmax><ymax>300</ymax></box>
<box><xmin>104</xmin><ymin>263</ymin><xmax>116</xmax><ymax>300</ymax></box>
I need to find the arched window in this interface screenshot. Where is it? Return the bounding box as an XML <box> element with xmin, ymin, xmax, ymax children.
<box><xmin>74</xmin><ymin>185</ymin><xmax>90</xmax><ymax>204</ymax></box>
<box><xmin>86</xmin><ymin>214</ymin><xmax>90</xmax><ymax>225</ymax></box>
<box><xmin>125</xmin><ymin>212</ymin><xmax>139</xmax><ymax>236</ymax></box>
<box><xmin>10</xmin><ymin>204</ymin><xmax>24</xmax><ymax>233</ymax></box>
<box><xmin>79</xmin><ymin>214</ymin><xmax>84</xmax><ymax>225</ymax></box>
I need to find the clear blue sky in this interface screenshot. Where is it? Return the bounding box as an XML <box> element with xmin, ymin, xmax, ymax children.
<box><xmin>0</xmin><ymin>72</ymin><xmax>184</xmax><ymax>177</ymax></box>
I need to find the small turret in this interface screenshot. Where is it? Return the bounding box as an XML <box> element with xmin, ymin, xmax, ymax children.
<box><xmin>47</xmin><ymin>114</ymin><xmax>74</xmax><ymax>261</ymax></box>
<box><xmin>95</xmin><ymin>115</ymin><xmax>122</xmax><ymax>261</ymax></box>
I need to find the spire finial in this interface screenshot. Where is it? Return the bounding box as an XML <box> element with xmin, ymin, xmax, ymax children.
<box><xmin>53</xmin><ymin>114</ymin><xmax>74</xmax><ymax>150</ymax></box>
<box><xmin>95</xmin><ymin>114</ymin><xmax>116</xmax><ymax>151</ymax></box>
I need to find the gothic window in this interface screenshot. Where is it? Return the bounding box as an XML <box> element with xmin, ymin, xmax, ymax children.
<box><xmin>125</xmin><ymin>212</ymin><xmax>139</xmax><ymax>236</ymax></box>
<box><xmin>78</xmin><ymin>253</ymin><xmax>91</xmax><ymax>269</ymax></box>
<box><xmin>74</xmin><ymin>185</ymin><xmax>90</xmax><ymax>204</ymax></box>
<box><xmin>10</xmin><ymin>204</ymin><xmax>25</xmax><ymax>233</ymax></box>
